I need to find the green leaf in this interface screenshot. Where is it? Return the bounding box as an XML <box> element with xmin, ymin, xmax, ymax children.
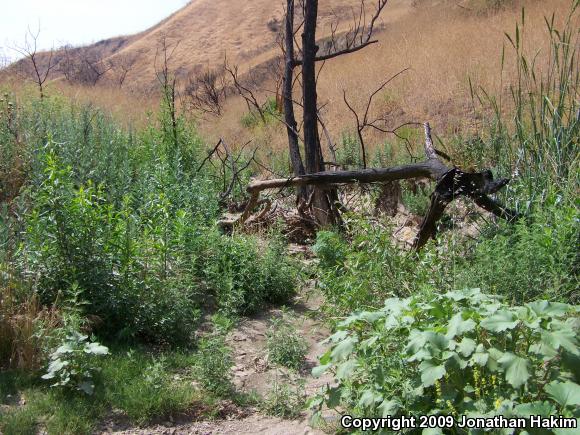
<box><xmin>419</xmin><ymin>360</ymin><xmax>446</xmax><ymax>387</ymax></box>
<box><xmin>458</xmin><ymin>338</ymin><xmax>477</xmax><ymax>357</ymax></box>
<box><xmin>45</xmin><ymin>358</ymin><xmax>68</xmax><ymax>375</ymax></box>
<box><xmin>446</xmin><ymin>312</ymin><xmax>476</xmax><ymax>339</ymax></box>
<box><xmin>406</xmin><ymin>329</ymin><xmax>428</xmax><ymax>355</ymax></box>
<box><xmin>407</xmin><ymin>348</ymin><xmax>432</xmax><ymax>363</ymax></box>
<box><xmin>481</xmin><ymin>310</ymin><xmax>519</xmax><ymax>332</ymax></box>
<box><xmin>360</xmin><ymin>336</ymin><xmax>379</xmax><ymax>350</ymax></box>
<box><xmin>55</xmin><ymin>343</ymin><xmax>74</xmax><ymax>354</ymax></box>
<box><xmin>526</xmin><ymin>300</ymin><xmax>570</xmax><ymax>318</ymax></box>
<box><xmin>326</xmin><ymin>386</ymin><xmax>342</xmax><ymax>408</ymax></box>
<box><xmin>422</xmin><ymin>429</ymin><xmax>444</xmax><ymax>435</ymax></box>
<box><xmin>78</xmin><ymin>381</ymin><xmax>94</xmax><ymax>395</ymax></box>
<box><xmin>529</xmin><ymin>341</ymin><xmax>558</xmax><ymax>359</ymax></box>
<box><xmin>312</xmin><ymin>364</ymin><xmax>330</xmax><ymax>378</ymax></box>
<box><xmin>358</xmin><ymin>311</ymin><xmax>386</xmax><ymax>323</ymax></box>
<box><xmin>425</xmin><ymin>332</ymin><xmax>449</xmax><ymax>352</ymax></box>
<box><xmin>486</xmin><ymin>347</ymin><xmax>504</xmax><ymax>372</ymax></box>
<box><xmin>358</xmin><ymin>390</ymin><xmax>381</xmax><ymax>408</ymax></box>
<box><xmin>377</xmin><ymin>399</ymin><xmax>400</xmax><ymax>417</ymax></box>
<box><xmin>561</xmin><ymin>351</ymin><xmax>580</xmax><ymax>383</ymax></box>
<box><xmin>498</xmin><ymin>352</ymin><xmax>530</xmax><ymax>388</ymax></box>
<box><xmin>545</xmin><ymin>381</ymin><xmax>580</xmax><ymax>407</ymax></box>
<box><xmin>41</xmin><ymin>371</ymin><xmax>56</xmax><ymax>380</ymax></box>
<box><xmin>514</xmin><ymin>401</ymin><xmax>555</xmax><ymax>417</ymax></box>
<box><xmin>319</xmin><ymin>349</ymin><xmax>332</xmax><ymax>365</ymax></box>
<box><xmin>336</xmin><ymin>359</ymin><xmax>358</xmax><ymax>380</ymax></box>
<box><xmin>541</xmin><ymin>329</ymin><xmax>579</xmax><ymax>355</ymax></box>
<box><xmin>470</xmin><ymin>344</ymin><xmax>489</xmax><ymax>367</ymax></box>
<box><xmin>327</xmin><ymin>330</ymin><xmax>348</xmax><ymax>343</ymax></box>
<box><xmin>330</xmin><ymin>337</ymin><xmax>357</xmax><ymax>362</ymax></box>
<box><xmin>84</xmin><ymin>342</ymin><xmax>109</xmax><ymax>355</ymax></box>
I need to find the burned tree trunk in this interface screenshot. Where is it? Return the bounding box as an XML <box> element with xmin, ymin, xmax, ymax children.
<box><xmin>301</xmin><ymin>0</ymin><xmax>341</xmax><ymax>226</ymax></box>
<box><xmin>283</xmin><ymin>0</ymin><xmax>306</xmax><ymax>191</ymax></box>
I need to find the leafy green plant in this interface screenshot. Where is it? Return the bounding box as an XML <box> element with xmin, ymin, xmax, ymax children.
<box><xmin>401</xmin><ymin>186</ymin><xmax>431</xmax><ymax>217</ymax></box>
<box><xmin>241</xmin><ymin>97</ymin><xmax>281</xmax><ymax>128</ymax></box>
<box><xmin>313</xmin><ymin>219</ymin><xmax>442</xmax><ymax>314</ymax></box>
<box><xmin>457</xmin><ymin>199</ymin><xmax>579</xmax><ymax>304</ymax></box>
<box><xmin>262</xmin><ymin>379</ymin><xmax>306</xmax><ymax>418</ymax></box>
<box><xmin>193</xmin><ymin>334</ymin><xmax>234</xmax><ymax>396</ymax></box>
<box><xmin>204</xmin><ymin>233</ymin><xmax>298</xmax><ymax>316</ymax></box>
<box><xmin>313</xmin><ymin>231</ymin><xmax>348</xmax><ymax>270</ymax></box>
<box><xmin>266</xmin><ymin>311</ymin><xmax>308</xmax><ymax>371</ymax></box>
<box><xmin>1</xmin><ymin>348</ymin><xmax>208</xmax><ymax>434</ymax></box>
<box><xmin>103</xmin><ymin>351</ymin><xmax>200</xmax><ymax>424</ymax></box>
<box><xmin>336</xmin><ymin>132</ymin><xmax>363</xmax><ymax>169</ymax></box>
<box><xmin>311</xmin><ymin>288</ymin><xmax>580</xmax><ymax>428</ymax></box>
<box><xmin>42</xmin><ymin>330</ymin><xmax>109</xmax><ymax>395</ymax></box>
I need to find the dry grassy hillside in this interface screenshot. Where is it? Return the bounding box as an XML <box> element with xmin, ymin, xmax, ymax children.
<box><xmin>2</xmin><ymin>0</ymin><xmax>575</xmax><ymax>161</ymax></box>
<box><xmin>3</xmin><ymin>0</ymin><xmax>414</xmax><ymax>91</ymax></box>
<box><xmin>107</xmin><ymin>0</ymin><xmax>413</xmax><ymax>87</ymax></box>
<box><xmin>196</xmin><ymin>0</ymin><xmax>576</xmax><ymax>165</ymax></box>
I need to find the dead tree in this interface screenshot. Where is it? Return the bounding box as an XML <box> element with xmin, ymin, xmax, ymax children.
<box><xmin>185</xmin><ymin>67</ymin><xmax>227</xmax><ymax>116</ymax></box>
<box><xmin>110</xmin><ymin>53</ymin><xmax>137</xmax><ymax>88</ymax></box>
<box><xmin>155</xmin><ymin>35</ymin><xmax>180</xmax><ymax>151</ymax></box>
<box><xmin>224</xmin><ymin>62</ymin><xmax>267</xmax><ymax>123</ymax></box>
<box><xmin>59</xmin><ymin>46</ymin><xmax>112</xmax><ymax>86</ymax></box>
<box><xmin>81</xmin><ymin>51</ymin><xmax>112</xmax><ymax>86</ymax></box>
<box><xmin>13</xmin><ymin>28</ymin><xmax>59</xmax><ymax>99</ymax></box>
<box><xmin>238</xmin><ymin>122</ymin><xmax>519</xmax><ymax>249</ymax></box>
<box><xmin>283</xmin><ymin>0</ymin><xmax>306</xmax><ymax>183</ymax></box>
<box><xmin>282</xmin><ymin>0</ymin><xmax>390</xmax><ymax>225</ymax></box>
<box><xmin>343</xmin><ymin>68</ymin><xmax>410</xmax><ymax>169</ymax></box>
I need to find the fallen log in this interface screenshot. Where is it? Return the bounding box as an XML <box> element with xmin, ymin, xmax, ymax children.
<box><xmin>236</xmin><ymin>123</ymin><xmax>520</xmax><ymax>249</ymax></box>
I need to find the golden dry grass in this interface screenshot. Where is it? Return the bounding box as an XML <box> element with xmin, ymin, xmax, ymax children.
<box><xmin>0</xmin><ymin>283</ymin><xmax>60</xmax><ymax>370</ymax></box>
<box><xmin>197</xmin><ymin>0</ymin><xmax>575</xmax><ymax>164</ymax></box>
<box><xmin>102</xmin><ymin>0</ymin><xmax>415</xmax><ymax>90</ymax></box>
<box><xmin>2</xmin><ymin>0</ymin><xmax>575</xmax><ymax>166</ymax></box>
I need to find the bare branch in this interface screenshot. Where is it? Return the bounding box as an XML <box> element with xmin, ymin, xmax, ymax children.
<box><xmin>293</xmin><ymin>0</ymin><xmax>389</xmax><ymax>66</ymax></box>
<box><xmin>342</xmin><ymin>68</ymin><xmax>410</xmax><ymax>168</ymax></box>
<box><xmin>185</xmin><ymin>67</ymin><xmax>227</xmax><ymax>116</ymax></box>
<box><xmin>12</xmin><ymin>26</ymin><xmax>59</xmax><ymax>99</ymax></box>
<box><xmin>224</xmin><ymin>61</ymin><xmax>267</xmax><ymax>123</ymax></box>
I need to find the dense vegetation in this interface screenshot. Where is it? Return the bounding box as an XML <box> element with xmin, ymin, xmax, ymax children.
<box><xmin>311</xmin><ymin>8</ymin><xmax>579</xmax><ymax>432</ymax></box>
<box><xmin>0</xmin><ymin>90</ymin><xmax>299</xmax><ymax>432</ymax></box>
<box><xmin>0</xmin><ymin>3</ymin><xmax>578</xmax><ymax>435</ymax></box>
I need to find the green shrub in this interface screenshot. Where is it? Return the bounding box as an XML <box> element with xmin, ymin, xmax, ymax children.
<box><xmin>0</xmin><ymin>348</ymin><xmax>204</xmax><ymax>434</ymax></box>
<box><xmin>313</xmin><ymin>231</ymin><xmax>347</xmax><ymax>270</ymax></box>
<box><xmin>41</xmin><ymin>330</ymin><xmax>109</xmax><ymax>395</ymax></box>
<box><xmin>311</xmin><ymin>288</ymin><xmax>580</xmax><ymax>428</ymax></box>
<box><xmin>262</xmin><ymin>380</ymin><xmax>306</xmax><ymax>418</ymax></box>
<box><xmin>21</xmin><ymin>147</ymin><xmax>205</xmax><ymax>344</ymax></box>
<box><xmin>401</xmin><ymin>186</ymin><xmax>431</xmax><ymax>216</ymax></box>
<box><xmin>313</xmin><ymin>219</ymin><xmax>442</xmax><ymax>314</ymax></box>
<box><xmin>457</xmin><ymin>199</ymin><xmax>579</xmax><ymax>304</ymax></box>
<box><xmin>102</xmin><ymin>352</ymin><xmax>199</xmax><ymax>424</ymax></box>
<box><xmin>266</xmin><ymin>312</ymin><xmax>308</xmax><ymax>370</ymax></box>
<box><xmin>241</xmin><ymin>97</ymin><xmax>281</xmax><ymax>128</ymax></box>
<box><xmin>204</xmin><ymin>233</ymin><xmax>298</xmax><ymax>316</ymax></box>
<box><xmin>314</xmin><ymin>199</ymin><xmax>578</xmax><ymax>316</ymax></box>
<box><xmin>336</xmin><ymin>133</ymin><xmax>363</xmax><ymax>169</ymax></box>
<box><xmin>193</xmin><ymin>334</ymin><xmax>234</xmax><ymax>396</ymax></box>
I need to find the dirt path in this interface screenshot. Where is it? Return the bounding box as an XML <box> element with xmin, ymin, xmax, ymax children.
<box><xmin>106</xmin><ymin>248</ymin><xmax>335</xmax><ymax>435</ymax></box>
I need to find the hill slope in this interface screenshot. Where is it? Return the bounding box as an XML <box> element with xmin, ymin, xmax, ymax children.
<box><xmin>4</xmin><ymin>0</ymin><xmax>416</xmax><ymax>89</ymax></box>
